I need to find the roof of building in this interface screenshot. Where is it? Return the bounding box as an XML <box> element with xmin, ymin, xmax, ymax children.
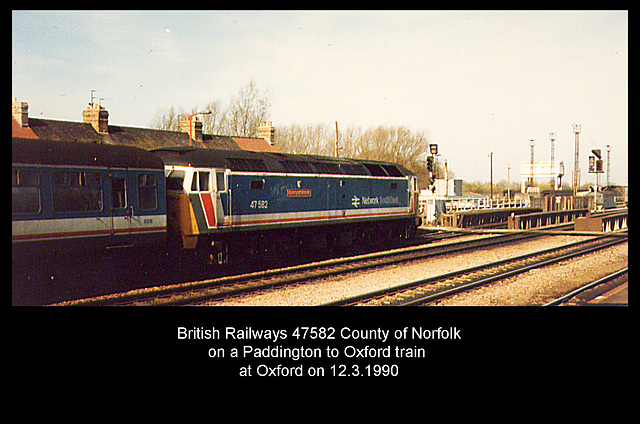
<box><xmin>18</xmin><ymin>117</ymin><xmax>242</xmax><ymax>150</ymax></box>
<box><xmin>11</xmin><ymin>110</ymin><xmax>281</xmax><ymax>153</ymax></box>
<box><xmin>232</xmin><ymin>137</ymin><xmax>282</xmax><ymax>153</ymax></box>
<box><xmin>11</xmin><ymin>117</ymin><xmax>38</xmax><ymax>139</ymax></box>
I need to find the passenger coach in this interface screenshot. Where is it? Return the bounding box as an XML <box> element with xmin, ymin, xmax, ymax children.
<box><xmin>12</xmin><ymin>137</ymin><xmax>167</xmax><ymax>256</ymax></box>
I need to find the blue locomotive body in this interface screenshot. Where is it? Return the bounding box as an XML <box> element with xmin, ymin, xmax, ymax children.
<box><xmin>154</xmin><ymin>147</ymin><xmax>420</xmax><ymax>262</ymax></box>
<box><xmin>227</xmin><ymin>172</ymin><xmax>411</xmax><ymax>229</ymax></box>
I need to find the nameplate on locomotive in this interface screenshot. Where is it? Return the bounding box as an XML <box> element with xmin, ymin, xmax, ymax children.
<box><xmin>287</xmin><ymin>189</ymin><xmax>312</xmax><ymax>198</ymax></box>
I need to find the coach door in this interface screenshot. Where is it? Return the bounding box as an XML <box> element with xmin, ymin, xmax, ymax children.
<box><xmin>108</xmin><ymin>169</ymin><xmax>132</xmax><ymax>245</ymax></box>
<box><xmin>109</xmin><ymin>169</ymin><xmax>162</xmax><ymax>245</ymax></box>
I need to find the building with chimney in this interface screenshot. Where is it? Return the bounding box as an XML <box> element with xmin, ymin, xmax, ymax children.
<box><xmin>11</xmin><ymin>98</ymin><xmax>281</xmax><ymax>153</ymax></box>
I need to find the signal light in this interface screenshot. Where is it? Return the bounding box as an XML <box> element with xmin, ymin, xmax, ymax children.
<box><xmin>425</xmin><ymin>156</ymin><xmax>434</xmax><ymax>185</ymax></box>
<box><xmin>596</xmin><ymin>159</ymin><xmax>603</xmax><ymax>173</ymax></box>
<box><xmin>426</xmin><ymin>156</ymin><xmax>434</xmax><ymax>173</ymax></box>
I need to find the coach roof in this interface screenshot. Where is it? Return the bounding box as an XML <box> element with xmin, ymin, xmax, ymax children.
<box><xmin>12</xmin><ymin>137</ymin><xmax>165</xmax><ymax>170</ymax></box>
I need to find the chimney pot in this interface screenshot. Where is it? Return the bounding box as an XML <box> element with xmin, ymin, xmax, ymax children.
<box><xmin>82</xmin><ymin>103</ymin><xmax>109</xmax><ymax>134</ymax></box>
<box><xmin>180</xmin><ymin>116</ymin><xmax>203</xmax><ymax>144</ymax></box>
<box><xmin>12</xmin><ymin>98</ymin><xmax>29</xmax><ymax>128</ymax></box>
<box><xmin>257</xmin><ymin>121</ymin><xmax>275</xmax><ymax>146</ymax></box>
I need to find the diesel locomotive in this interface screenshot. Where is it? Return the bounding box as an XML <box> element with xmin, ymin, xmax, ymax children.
<box><xmin>153</xmin><ymin>146</ymin><xmax>421</xmax><ymax>264</ymax></box>
<box><xmin>12</xmin><ymin>136</ymin><xmax>421</xmax><ymax>270</ymax></box>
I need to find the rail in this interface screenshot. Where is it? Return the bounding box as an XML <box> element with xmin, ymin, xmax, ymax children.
<box><xmin>324</xmin><ymin>235</ymin><xmax>627</xmax><ymax>306</ymax></box>
<box><xmin>542</xmin><ymin>267</ymin><xmax>628</xmax><ymax>306</ymax></box>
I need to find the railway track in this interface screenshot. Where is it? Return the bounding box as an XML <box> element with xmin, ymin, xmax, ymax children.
<box><xmin>542</xmin><ymin>267</ymin><xmax>628</xmax><ymax>306</ymax></box>
<box><xmin>322</xmin><ymin>233</ymin><xmax>627</xmax><ymax>306</ymax></box>
<box><xmin>52</xmin><ymin>230</ymin><xmax>544</xmax><ymax>306</ymax></box>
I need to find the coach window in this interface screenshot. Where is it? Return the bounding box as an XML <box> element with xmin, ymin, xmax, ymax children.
<box><xmin>138</xmin><ymin>173</ymin><xmax>158</xmax><ymax>211</ymax></box>
<box><xmin>12</xmin><ymin>168</ymin><xmax>41</xmax><ymax>214</ymax></box>
<box><xmin>111</xmin><ymin>177</ymin><xmax>126</xmax><ymax>209</ymax></box>
<box><xmin>52</xmin><ymin>171</ymin><xmax>103</xmax><ymax>212</ymax></box>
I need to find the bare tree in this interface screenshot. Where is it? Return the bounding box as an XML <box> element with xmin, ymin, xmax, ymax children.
<box><xmin>200</xmin><ymin>99</ymin><xmax>225</xmax><ymax>135</ymax></box>
<box><xmin>149</xmin><ymin>79</ymin><xmax>271</xmax><ymax>137</ymax></box>
<box><xmin>277</xmin><ymin>123</ymin><xmax>334</xmax><ymax>156</ymax></box>
<box><xmin>223</xmin><ymin>80</ymin><xmax>271</xmax><ymax>137</ymax></box>
<box><xmin>149</xmin><ymin>105</ymin><xmax>186</xmax><ymax>132</ymax></box>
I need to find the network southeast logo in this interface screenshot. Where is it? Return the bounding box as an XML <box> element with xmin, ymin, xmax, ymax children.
<box><xmin>352</xmin><ymin>195</ymin><xmax>398</xmax><ymax>208</ymax></box>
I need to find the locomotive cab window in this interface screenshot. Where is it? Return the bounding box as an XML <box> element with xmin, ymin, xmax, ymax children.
<box><xmin>216</xmin><ymin>171</ymin><xmax>226</xmax><ymax>192</ymax></box>
<box><xmin>190</xmin><ymin>171</ymin><xmax>210</xmax><ymax>192</ymax></box>
<box><xmin>12</xmin><ymin>168</ymin><xmax>41</xmax><ymax>214</ymax></box>
<box><xmin>138</xmin><ymin>173</ymin><xmax>158</xmax><ymax>211</ymax></box>
<box><xmin>251</xmin><ymin>180</ymin><xmax>264</xmax><ymax>190</ymax></box>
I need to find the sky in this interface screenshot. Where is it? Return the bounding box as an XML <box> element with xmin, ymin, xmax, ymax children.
<box><xmin>12</xmin><ymin>10</ymin><xmax>628</xmax><ymax>185</ymax></box>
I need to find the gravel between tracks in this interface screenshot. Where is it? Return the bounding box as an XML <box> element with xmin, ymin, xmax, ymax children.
<box><xmin>207</xmin><ymin>235</ymin><xmax>628</xmax><ymax>306</ymax></box>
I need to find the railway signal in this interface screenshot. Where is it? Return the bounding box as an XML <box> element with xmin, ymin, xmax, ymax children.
<box><xmin>588</xmin><ymin>149</ymin><xmax>605</xmax><ymax>213</ymax></box>
<box><xmin>596</xmin><ymin>159</ymin><xmax>603</xmax><ymax>173</ymax></box>
<box><xmin>426</xmin><ymin>156</ymin><xmax>434</xmax><ymax>185</ymax></box>
<box><xmin>588</xmin><ymin>154</ymin><xmax>604</xmax><ymax>174</ymax></box>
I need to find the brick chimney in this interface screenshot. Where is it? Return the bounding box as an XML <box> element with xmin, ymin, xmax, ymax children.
<box><xmin>82</xmin><ymin>103</ymin><xmax>109</xmax><ymax>134</ymax></box>
<box><xmin>257</xmin><ymin>121</ymin><xmax>275</xmax><ymax>146</ymax></box>
<box><xmin>12</xmin><ymin>97</ymin><xmax>29</xmax><ymax>127</ymax></box>
<box><xmin>180</xmin><ymin>116</ymin><xmax>203</xmax><ymax>144</ymax></box>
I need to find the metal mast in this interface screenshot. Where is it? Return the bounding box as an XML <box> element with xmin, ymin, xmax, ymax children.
<box><xmin>529</xmin><ymin>139</ymin><xmax>535</xmax><ymax>189</ymax></box>
<box><xmin>572</xmin><ymin>123</ymin><xmax>581</xmax><ymax>196</ymax></box>
<box><xmin>550</xmin><ymin>132</ymin><xmax>556</xmax><ymax>191</ymax></box>
<box><xmin>606</xmin><ymin>145</ymin><xmax>611</xmax><ymax>186</ymax></box>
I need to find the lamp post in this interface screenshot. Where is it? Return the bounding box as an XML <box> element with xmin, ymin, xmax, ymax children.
<box><xmin>187</xmin><ymin>110</ymin><xmax>211</xmax><ymax>147</ymax></box>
